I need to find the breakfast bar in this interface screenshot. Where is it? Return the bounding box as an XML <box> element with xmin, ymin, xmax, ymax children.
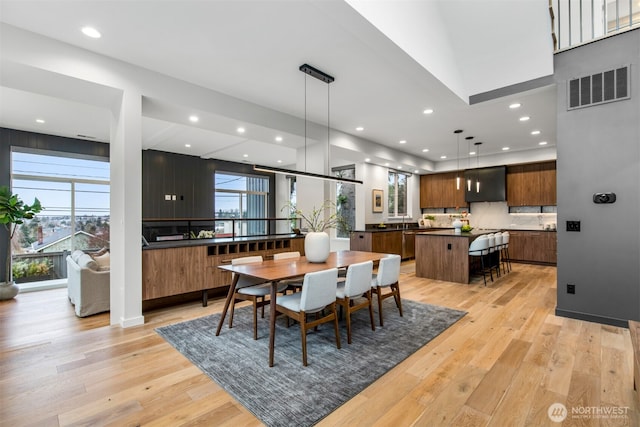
<box><xmin>415</xmin><ymin>229</ymin><xmax>501</xmax><ymax>284</ymax></box>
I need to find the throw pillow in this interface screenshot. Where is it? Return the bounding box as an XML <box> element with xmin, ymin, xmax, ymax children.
<box><xmin>71</xmin><ymin>249</ymin><xmax>85</xmax><ymax>263</ymax></box>
<box><xmin>92</xmin><ymin>251</ymin><xmax>110</xmax><ymax>271</ymax></box>
<box><xmin>77</xmin><ymin>253</ymin><xmax>99</xmax><ymax>271</ymax></box>
<box><xmin>93</xmin><ymin>247</ymin><xmax>109</xmax><ymax>257</ymax></box>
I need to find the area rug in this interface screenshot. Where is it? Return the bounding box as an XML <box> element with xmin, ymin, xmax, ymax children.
<box><xmin>156</xmin><ymin>298</ymin><xmax>466</xmax><ymax>427</ymax></box>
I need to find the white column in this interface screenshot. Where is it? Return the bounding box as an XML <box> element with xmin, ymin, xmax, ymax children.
<box><xmin>109</xmin><ymin>90</ymin><xmax>144</xmax><ymax>327</ymax></box>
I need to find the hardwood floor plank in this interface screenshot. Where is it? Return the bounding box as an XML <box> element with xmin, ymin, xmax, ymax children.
<box><xmin>1</xmin><ymin>263</ymin><xmax>637</xmax><ymax>427</ymax></box>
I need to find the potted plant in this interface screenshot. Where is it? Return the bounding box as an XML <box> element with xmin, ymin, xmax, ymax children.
<box><xmin>0</xmin><ymin>186</ymin><xmax>42</xmax><ymax>300</ymax></box>
<box><xmin>282</xmin><ymin>200</ymin><xmax>345</xmax><ymax>263</ymax></box>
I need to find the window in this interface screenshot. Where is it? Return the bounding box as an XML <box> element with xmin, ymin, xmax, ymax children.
<box><xmin>214</xmin><ymin>172</ymin><xmax>269</xmax><ymax>237</ymax></box>
<box><xmin>11</xmin><ymin>150</ymin><xmax>110</xmax><ymax>286</ymax></box>
<box><xmin>334</xmin><ymin>166</ymin><xmax>355</xmax><ymax>238</ymax></box>
<box><xmin>388</xmin><ymin>171</ymin><xmax>408</xmax><ymax>217</ymax></box>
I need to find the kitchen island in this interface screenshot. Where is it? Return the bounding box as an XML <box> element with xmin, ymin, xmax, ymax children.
<box><xmin>415</xmin><ymin>229</ymin><xmax>501</xmax><ymax>284</ymax></box>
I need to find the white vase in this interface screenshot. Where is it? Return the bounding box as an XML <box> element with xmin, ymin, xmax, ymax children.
<box><xmin>305</xmin><ymin>231</ymin><xmax>330</xmax><ymax>263</ymax></box>
<box><xmin>452</xmin><ymin>219</ymin><xmax>463</xmax><ymax>233</ymax></box>
<box><xmin>0</xmin><ymin>282</ymin><xmax>20</xmax><ymax>300</ymax></box>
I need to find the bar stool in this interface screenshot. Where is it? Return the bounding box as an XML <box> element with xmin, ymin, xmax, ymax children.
<box><xmin>468</xmin><ymin>235</ymin><xmax>490</xmax><ymax>286</ymax></box>
<box><xmin>501</xmin><ymin>231</ymin><xmax>511</xmax><ymax>273</ymax></box>
<box><xmin>492</xmin><ymin>233</ymin><xmax>502</xmax><ymax>278</ymax></box>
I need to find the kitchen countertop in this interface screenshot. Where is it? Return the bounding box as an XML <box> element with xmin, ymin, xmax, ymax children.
<box><xmin>416</xmin><ymin>229</ymin><xmax>502</xmax><ymax>237</ymax></box>
<box><xmin>143</xmin><ymin>234</ymin><xmax>303</xmax><ymax>250</ymax></box>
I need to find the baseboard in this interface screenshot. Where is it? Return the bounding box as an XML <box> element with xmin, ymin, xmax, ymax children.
<box><xmin>120</xmin><ymin>315</ymin><xmax>145</xmax><ymax>328</ymax></box>
<box><xmin>555</xmin><ymin>308</ymin><xmax>630</xmax><ymax>328</ymax></box>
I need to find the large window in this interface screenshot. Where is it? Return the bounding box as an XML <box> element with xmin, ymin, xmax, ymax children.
<box><xmin>388</xmin><ymin>171</ymin><xmax>408</xmax><ymax>217</ymax></box>
<box><xmin>10</xmin><ymin>150</ymin><xmax>110</xmax><ymax>285</ymax></box>
<box><xmin>334</xmin><ymin>166</ymin><xmax>355</xmax><ymax>238</ymax></box>
<box><xmin>214</xmin><ymin>172</ymin><xmax>269</xmax><ymax>236</ymax></box>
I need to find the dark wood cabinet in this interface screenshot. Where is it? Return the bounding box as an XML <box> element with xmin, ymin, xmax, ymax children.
<box><xmin>507</xmin><ymin>161</ymin><xmax>556</xmax><ymax>206</ymax></box>
<box><xmin>508</xmin><ymin>230</ymin><xmax>556</xmax><ymax>264</ymax></box>
<box><xmin>420</xmin><ymin>172</ymin><xmax>468</xmax><ymax>209</ymax></box>
<box><xmin>142</xmin><ymin>237</ymin><xmax>305</xmax><ymax>300</ymax></box>
<box><xmin>350</xmin><ymin>230</ymin><xmax>405</xmax><ymax>258</ymax></box>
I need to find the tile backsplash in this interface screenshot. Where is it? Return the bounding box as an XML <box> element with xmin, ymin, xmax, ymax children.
<box><xmin>423</xmin><ymin>201</ymin><xmax>557</xmax><ymax>230</ymax></box>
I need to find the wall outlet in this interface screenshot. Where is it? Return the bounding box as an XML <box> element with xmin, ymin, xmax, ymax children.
<box><xmin>567</xmin><ymin>284</ymin><xmax>576</xmax><ymax>294</ymax></box>
<box><xmin>566</xmin><ymin>220</ymin><xmax>581</xmax><ymax>232</ymax></box>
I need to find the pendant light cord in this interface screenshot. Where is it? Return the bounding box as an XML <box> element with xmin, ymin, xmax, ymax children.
<box><xmin>304</xmin><ymin>73</ymin><xmax>307</xmax><ymax>173</ymax></box>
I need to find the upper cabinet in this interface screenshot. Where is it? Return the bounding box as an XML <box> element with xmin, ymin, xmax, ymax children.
<box><xmin>420</xmin><ymin>172</ymin><xmax>468</xmax><ymax>209</ymax></box>
<box><xmin>506</xmin><ymin>161</ymin><xmax>557</xmax><ymax>206</ymax></box>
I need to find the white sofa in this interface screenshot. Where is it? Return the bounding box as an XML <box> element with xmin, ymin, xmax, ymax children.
<box><xmin>66</xmin><ymin>250</ymin><xmax>110</xmax><ymax>317</ymax></box>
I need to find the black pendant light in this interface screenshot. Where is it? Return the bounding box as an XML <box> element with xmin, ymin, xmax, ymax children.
<box><xmin>454</xmin><ymin>129</ymin><xmax>463</xmax><ymax>190</ymax></box>
<box><xmin>465</xmin><ymin>136</ymin><xmax>474</xmax><ymax>191</ymax></box>
<box><xmin>474</xmin><ymin>142</ymin><xmax>482</xmax><ymax>193</ymax></box>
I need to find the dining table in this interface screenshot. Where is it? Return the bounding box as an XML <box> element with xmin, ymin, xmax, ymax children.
<box><xmin>216</xmin><ymin>250</ymin><xmax>389</xmax><ymax>366</ymax></box>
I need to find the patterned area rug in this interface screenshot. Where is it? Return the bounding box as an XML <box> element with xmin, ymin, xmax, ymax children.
<box><xmin>156</xmin><ymin>298</ymin><xmax>466</xmax><ymax>427</ymax></box>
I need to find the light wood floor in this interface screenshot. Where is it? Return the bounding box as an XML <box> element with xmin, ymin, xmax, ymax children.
<box><xmin>1</xmin><ymin>262</ymin><xmax>637</xmax><ymax>426</ymax></box>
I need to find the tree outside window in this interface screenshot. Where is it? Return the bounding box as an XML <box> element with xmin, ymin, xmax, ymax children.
<box><xmin>388</xmin><ymin>171</ymin><xmax>408</xmax><ymax>217</ymax></box>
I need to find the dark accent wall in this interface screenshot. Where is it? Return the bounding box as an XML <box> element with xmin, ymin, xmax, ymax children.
<box><xmin>555</xmin><ymin>28</ymin><xmax>640</xmax><ymax>326</ymax></box>
<box><xmin>141</xmin><ymin>150</ymin><xmax>276</xmax><ymax>219</ymax></box>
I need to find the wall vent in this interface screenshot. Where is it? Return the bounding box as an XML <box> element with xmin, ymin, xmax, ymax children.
<box><xmin>568</xmin><ymin>66</ymin><xmax>630</xmax><ymax>110</ymax></box>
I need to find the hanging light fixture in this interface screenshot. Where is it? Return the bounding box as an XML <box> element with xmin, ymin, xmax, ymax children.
<box><xmin>474</xmin><ymin>142</ymin><xmax>482</xmax><ymax>193</ymax></box>
<box><xmin>465</xmin><ymin>136</ymin><xmax>474</xmax><ymax>191</ymax></box>
<box><xmin>454</xmin><ymin>129</ymin><xmax>463</xmax><ymax>190</ymax></box>
<box><xmin>253</xmin><ymin>63</ymin><xmax>362</xmax><ymax>184</ymax></box>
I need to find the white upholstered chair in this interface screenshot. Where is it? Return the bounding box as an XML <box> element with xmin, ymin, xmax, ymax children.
<box><xmin>336</xmin><ymin>260</ymin><xmax>375</xmax><ymax>344</ymax></box>
<box><xmin>228</xmin><ymin>255</ymin><xmax>288</xmax><ymax>340</ymax></box>
<box><xmin>273</xmin><ymin>251</ymin><xmax>303</xmax><ymax>293</ymax></box>
<box><xmin>501</xmin><ymin>231</ymin><xmax>511</xmax><ymax>273</ymax></box>
<box><xmin>275</xmin><ymin>268</ymin><xmax>341</xmax><ymax>366</ymax></box>
<box><xmin>371</xmin><ymin>254</ymin><xmax>402</xmax><ymax>327</ymax></box>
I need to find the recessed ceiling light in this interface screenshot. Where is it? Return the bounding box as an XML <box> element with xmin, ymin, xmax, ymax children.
<box><xmin>469</xmin><ymin>151</ymin><xmax>476</xmax><ymax>155</ymax></box>
<box><xmin>185</xmin><ymin>144</ymin><xmax>191</xmax><ymax>148</ymax></box>
<box><xmin>414</xmin><ymin>169</ymin><xmax>419</xmax><ymax>173</ymax></box>
<box><xmin>275</xmin><ymin>136</ymin><xmax>283</xmax><ymax>142</ymax></box>
<box><xmin>277</xmin><ymin>159</ymin><xmax>282</xmax><ymax>163</ymax></box>
<box><xmin>531</xmin><ymin>130</ymin><xmax>541</xmax><ymax>135</ymax></box>
<box><xmin>519</xmin><ymin>116</ymin><xmax>530</xmax><ymax>121</ymax></box>
<box><xmin>398</xmin><ymin>166</ymin><xmax>403</xmax><ymax>169</ymax></box>
<box><xmin>502</xmin><ymin>147</ymin><xmax>510</xmax><ymax>151</ymax></box>
<box><xmin>440</xmin><ymin>155</ymin><xmax>447</xmax><ymax>159</ymax></box>
<box><xmin>35</xmin><ymin>119</ymin><xmax>45</xmax><ymax>124</ymax></box>
<box><xmin>364</xmin><ymin>158</ymin><xmax>371</xmax><ymax>162</ymax></box>
<box><xmin>423</xmin><ymin>109</ymin><xmax>434</xmax><ymax>115</ymax></box>
<box><xmin>355</xmin><ymin>126</ymin><xmax>364</xmax><ymax>132</ymax></box>
<box><xmin>189</xmin><ymin>115</ymin><xmax>199</xmax><ymax>123</ymax></box>
<box><xmin>81</xmin><ymin>26</ymin><xmax>101</xmax><ymax>39</ymax></box>
<box><xmin>509</xmin><ymin>103</ymin><xmax>521</xmax><ymax>109</ymax></box>
<box><xmin>237</xmin><ymin>127</ymin><xmax>245</xmax><ymax>133</ymax></box>
<box><xmin>384</xmin><ymin>162</ymin><xmax>390</xmax><ymax>166</ymax></box>
<box><xmin>399</xmin><ymin>140</ymin><xmax>407</xmax><ymax>144</ymax></box>
<box><xmin>539</xmin><ymin>141</ymin><xmax>548</xmax><ymax>145</ymax></box>
<box><xmin>422</xmin><ymin>148</ymin><xmax>429</xmax><ymax>153</ymax></box>
<box><xmin>243</xmin><ymin>154</ymin><xmax>248</xmax><ymax>158</ymax></box>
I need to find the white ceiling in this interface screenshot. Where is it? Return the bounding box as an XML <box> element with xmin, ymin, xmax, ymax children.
<box><xmin>0</xmin><ymin>0</ymin><xmax>557</xmax><ymax>173</ymax></box>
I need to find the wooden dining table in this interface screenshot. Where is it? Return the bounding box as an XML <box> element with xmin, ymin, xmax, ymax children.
<box><xmin>216</xmin><ymin>250</ymin><xmax>388</xmax><ymax>366</ymax></box>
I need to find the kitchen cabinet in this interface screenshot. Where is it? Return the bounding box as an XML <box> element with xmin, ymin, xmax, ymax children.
<box><xmin>420</xmin><ymin>172</ymin><xmax>468</xmax><ymax>209</ymax></box>
<box><xmin>507</xmin><ymin>161</ymin><xmax>556</xmax><ymax>206</ymax></box>
<box><xmin>350</xmin><ymin>230</ymin><xmax>405</xmax><ymax>258</ymax></box>
<box><xmin>508</xmin><ymin>230</ymin><xmax>556</xmax><ymax>264</ymax></box>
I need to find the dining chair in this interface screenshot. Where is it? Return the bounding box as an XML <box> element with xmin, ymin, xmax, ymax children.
<box><xmin>229</xmin><ymin>255</ymin><xmax>288</xmax><ymax>340</ymax></box>
<box><xmin>370</xmin><ymin>254</ymin><xmax>402</xmax><ymax>327</ymax></box>
<box><xmin>336</xmin><ymin>260</ymin><xmax>375</xmax><ymax>344</ymax></box>
<box><xmin>492</xmin><ymin>233</ymin><xmax>503</xmax><ymax>278</ymax></box>
<box><xmin>275</xmin><ymin>268</ymin><xmax>341</xmax><ymax>366</ymax></box>
<box><xmin>468</xmin><ymin>235</ymin><xmax>490</xmax><ymax>285</ymax></box>
<box><xmin>273</xmin><ymin>251</ymin><xmax>303</xmax><ymax>293</ymax></box>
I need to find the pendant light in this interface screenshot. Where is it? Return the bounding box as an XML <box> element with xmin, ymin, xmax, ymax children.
<box><xmin>474</xmin><ymin>142</ymin><xmax>482</xmax><ymax>193</ymax></box>
<box><xmin>253</xmin><ymin>63</ymin><xmax>362</xmax><ymax>184</ymax></box>
<box><xmin>465</xmin><ymin>136</ymin><xmax>474</xmax><ymax>191</ymax></box>
<box><xmin>454</xmin><ymin>129</ymin><xmax>463</xmax><ymax>190</ymax></box>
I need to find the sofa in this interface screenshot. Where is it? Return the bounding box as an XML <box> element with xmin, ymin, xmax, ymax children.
<box><xmin>66</xmin><ymin>249</ymin><xmax>110</xmax><ymax>317</ymax></box>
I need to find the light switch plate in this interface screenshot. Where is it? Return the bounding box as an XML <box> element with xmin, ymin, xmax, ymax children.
<box><xmin>164</xmin><ymin>194</ymin><xmax>171</xmax><ymax>201</ymax></box>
